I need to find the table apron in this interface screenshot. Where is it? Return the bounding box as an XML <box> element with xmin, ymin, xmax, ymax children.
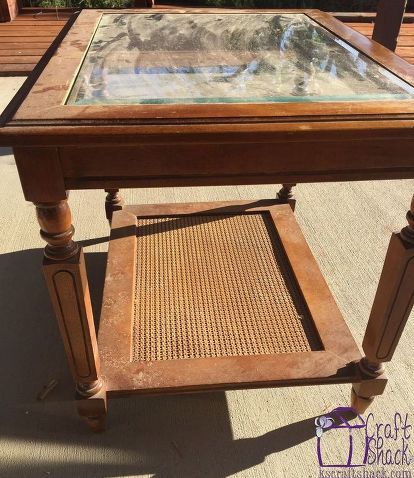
<box><xmin>61</xmin><ymin>141</ymin><xmax>414</xmax><ymax>188</ymax></box>
<box><xmin>13</xmin><ymin>141</ymin><xmax>414</xmax><ymax>202</ymax></box>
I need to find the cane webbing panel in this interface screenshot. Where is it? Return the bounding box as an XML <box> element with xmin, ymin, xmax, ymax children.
<box><xmin>133</xmin><ymin>213</ymin><xmax>321</xmax><ymax>362</ymax></box>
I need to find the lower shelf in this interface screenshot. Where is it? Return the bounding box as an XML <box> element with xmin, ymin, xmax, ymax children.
<box><xmin>98</xmin><ymin>200</ymin><xmax>362</xmax><ymax>396</ymax></box>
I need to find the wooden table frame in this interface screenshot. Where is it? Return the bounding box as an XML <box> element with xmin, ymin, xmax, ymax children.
<box><xmin>1</xmin><ymin>8</ymin><xmax>414</xmax><ymax>431</ymax></box>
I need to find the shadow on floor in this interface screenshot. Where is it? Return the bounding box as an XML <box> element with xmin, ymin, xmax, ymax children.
<box><xmin>0</xmin><ymin>247</ymin><xmax>320</xmax><ymax>478</ymax></box>
<box><xmin>0</xmin><ymin>147</ymin><xmax>13</xmax><ymax>157</ymax></box>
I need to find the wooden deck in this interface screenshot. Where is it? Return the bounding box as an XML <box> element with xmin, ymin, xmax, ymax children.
<box><xmin>348</xmin><ymin>21</ymin><xmax>414</xmax><ymax>64</ymax></box>
<box><xmin>0</xmin><ymin>13</ymin><xmax>414</xmax><ymax>76</ymax></box>
<box><xmin>0</xmin><ymin>12</ymin><xmax>71</xmax><ymax>75</ymax></box>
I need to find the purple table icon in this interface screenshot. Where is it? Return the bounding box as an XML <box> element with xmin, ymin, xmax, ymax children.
<box><xmin>316</xmin><ymin>407</ymin><xmax>368</xmax><ymax>467</ymax></box>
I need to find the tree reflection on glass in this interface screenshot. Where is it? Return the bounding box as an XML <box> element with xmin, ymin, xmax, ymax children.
<box><xmin>67</xmin><ymin>13</ymin><xmax>414</xmax><ymax>105</ymax></box>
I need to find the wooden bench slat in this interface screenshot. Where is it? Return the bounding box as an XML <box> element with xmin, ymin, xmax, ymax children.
<box><xmin>0</xmin><ymin>63</ymin><xmax>35</xmax><ymax>75</ymax></box>
<box><xmin>0</xmin><ymin>49</ymin><xmax>47</xmax><ymax>55</ymax></box>
<box><xmin>0</xmin><ymin>55</ymin><xmax>42</xmax><ymax>64</ymax></box>
<box><xmin>0</xmin><ymin>42</ymin><xmax>50</xmax><ymax>49</ymax></box>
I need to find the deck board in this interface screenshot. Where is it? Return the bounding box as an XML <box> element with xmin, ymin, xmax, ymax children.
<box><xmin>0</xmin><ymin>12</ymin><xmax>414</xmax><ymax>76</ymax></box>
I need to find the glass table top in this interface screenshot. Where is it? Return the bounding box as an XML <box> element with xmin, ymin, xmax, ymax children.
<box><xmin>66</xmin><ymin>12</ymin><xmax>414</xmax><ymax>105</ymax></box>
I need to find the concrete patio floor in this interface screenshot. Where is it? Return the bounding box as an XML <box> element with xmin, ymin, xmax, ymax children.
<box><xmin>1</xmin><ymin>77</ymin><xmax>414</xmax><ymax>478</ymax></box>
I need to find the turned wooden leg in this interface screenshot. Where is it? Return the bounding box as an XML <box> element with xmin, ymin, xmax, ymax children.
<box><xmin>352</xmin><ymin>195</ymin><xmax>414</xmax><ymax>413</ymax></box>
<box><xmin>277</xmin><ymin>183</ymin><xmax>296</xmax><ymax>210</ymax></box>
<box><xmin>35</xmin><ymin>199</ymin><xmax>107</xmax><ymax>431</ymax></box>
<box><xmin>104</xmin><ymin>189</ymin><xmax>124</xmax><ymax>223</ymax></box>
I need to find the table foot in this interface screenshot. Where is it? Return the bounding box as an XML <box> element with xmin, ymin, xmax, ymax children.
<box><xmin>105</xmin><ymin>189</ymin><xmax>124</xmax><ymax>223</ymax></box>
<box><xmin>351</xmin><ymin>388</ymin><xmax>375</xmax><ymax>414</ymax></box>
<box><xmin>351</xmin><ymin>358</ymin><xmax>387</xmax><ymax>414</ymax></box>
<box><xmin>77</xmin><ymin>384</ymin><xmax>107</xmax><ymax>433</ymax></box>
<box><xmin>277</xmin><ymin>184</ymin><xmax>296</xmax><ymax>210</ymax></box>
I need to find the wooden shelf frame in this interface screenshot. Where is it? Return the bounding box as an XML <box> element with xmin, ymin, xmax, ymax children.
<box><xmin>98</xmin><ymin>200</ymin><xmax>362</xmax><ymax>396</ymax></box>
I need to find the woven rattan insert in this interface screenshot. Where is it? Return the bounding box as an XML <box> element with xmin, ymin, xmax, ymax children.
<box><xmin>133</xmin><ymin>213</ymin><xmax>321</xmax><ymax>362</ymax></box>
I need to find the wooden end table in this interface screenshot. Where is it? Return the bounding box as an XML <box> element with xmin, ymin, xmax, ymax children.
<box><xmin>1</xmin><ymin>8</ymin><xmax>413</xmax><ymax>432</ymax></box>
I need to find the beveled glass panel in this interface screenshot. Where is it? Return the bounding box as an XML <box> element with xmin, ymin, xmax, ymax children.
<box><xmin>67</xmin><ymin>12</ymin><xmax>414</xmax><ymax>105</ymax></box>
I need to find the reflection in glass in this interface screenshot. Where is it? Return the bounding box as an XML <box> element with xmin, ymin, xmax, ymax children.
<box><xmin>67</xmin><ymin>13</ymin><xmax>414</xmax><ymax>105</ymax></box>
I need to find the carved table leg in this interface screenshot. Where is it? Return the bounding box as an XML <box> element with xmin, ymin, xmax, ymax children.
<box><xmin>352</xmin><ymin>195</ymin><xmax>414</xmax><ymax>413</ymax></box>
<box><xmin>104</xmin><ymin>189</ymin><xmax>124</xmax><ymax>223</ymax></box>
<box><xmin>277</xmin><ymin>183</ymin><xmax>296</xmax><ymax>210</ymax></box>
<box><xmin>35</xmin><ymin>199</ymin><xmax>107</xmax><ymax>431</ymax></box>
